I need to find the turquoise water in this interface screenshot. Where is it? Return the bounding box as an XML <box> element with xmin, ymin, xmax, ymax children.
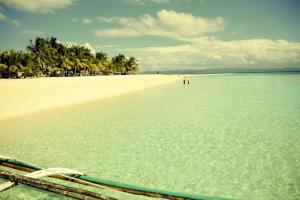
<box><xmin>0</xmin><ymin>73</ymin><xmax>300</xmax><ymax>200</ymax></box>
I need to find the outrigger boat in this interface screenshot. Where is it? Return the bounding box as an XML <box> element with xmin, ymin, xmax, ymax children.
<box><xmin>0</xmin><ymin>155</ymin><xmax>230</xmax><ymax>200</ymax></box>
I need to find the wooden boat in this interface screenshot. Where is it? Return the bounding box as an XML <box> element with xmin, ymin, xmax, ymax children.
<box><xmin>0</xmin><ymin>156</ymin><xmax>230</xmax><ymax>200</ymax></box>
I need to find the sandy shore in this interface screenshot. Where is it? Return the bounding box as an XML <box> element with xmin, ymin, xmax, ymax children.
<box><xmin>0</xmin><ymin>75</ymin><xmax>179</xmax><ymax>120</ymax></box>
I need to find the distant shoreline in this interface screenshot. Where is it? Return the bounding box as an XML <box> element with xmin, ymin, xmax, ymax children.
<box><xmin>141</xmin><ymin>69</ymin><xmax>300</xmax><ymax>75</ymax></box>
<box><xmin>0</xmin><ymin>75</ymin><xmax>179</xmax><ymax>120</ymax></box>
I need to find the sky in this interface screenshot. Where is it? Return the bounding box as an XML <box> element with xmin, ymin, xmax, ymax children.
<box><xmin>0</xmin><ymin>0</ymin><xmax>300</xmax><ymax>72</ymax></box>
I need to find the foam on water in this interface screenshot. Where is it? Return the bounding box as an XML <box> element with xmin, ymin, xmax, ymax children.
<box><xmin>0</xmin><ymin>73</ymin><xmax>300</xmax><ymax>199</ymax></box>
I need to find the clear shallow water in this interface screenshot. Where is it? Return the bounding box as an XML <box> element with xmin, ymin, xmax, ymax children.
<box><xmin>0</xmin><ymin>73</ymin><xmax>300</xmax><ymax>200</ymax></box>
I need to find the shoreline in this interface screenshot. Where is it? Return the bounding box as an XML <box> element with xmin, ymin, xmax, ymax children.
<box><xmin>0</xmin><ymin>75</ymin><xmax>179</xmax><ymax>120</ymax></box>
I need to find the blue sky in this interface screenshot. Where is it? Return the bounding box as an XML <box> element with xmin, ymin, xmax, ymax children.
<box><xmin>0</xmin><ymin>0</ymin><xmax>300</xmax><ymax>71</ymax></box>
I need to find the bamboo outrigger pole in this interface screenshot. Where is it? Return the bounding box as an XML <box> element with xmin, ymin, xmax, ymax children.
<box><xmin>0</xmin><ymin>169</ymin><xmax>116</xmax><ymax>200</ymax></box>
<box><xmin>0</xmin><ymin>157</ymin><xmax>230</xmax><ymax>200</ymax></box>
<box><xmin>0</xmin><ymin>167</ymin><xmax>85</xmax><ymax>191</ymax></box>
<box><xmin>1</xmin><ymin>160</ymin><xmax>190</xmax><ymax>200</ymax></box>
<box><xmin>0</xmin><ymin>160</ymin><xmax>106</xmax><ymax>190</ymax></box>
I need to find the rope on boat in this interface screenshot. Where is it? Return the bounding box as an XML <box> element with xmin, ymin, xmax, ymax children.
<box><xmin>0</xmin><ymin>156</ymin><xmax>230</xmax><ymax>200</ymax></box>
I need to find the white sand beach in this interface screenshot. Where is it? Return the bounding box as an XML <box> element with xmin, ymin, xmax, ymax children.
<box><xmin>0</xmin><ymin>75</ymin><xmax>179</xmax><ymax>120</ymax></box>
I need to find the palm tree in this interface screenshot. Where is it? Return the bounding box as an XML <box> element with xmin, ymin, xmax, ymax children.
<box><xmin>20</xmin><ymin>52</ymin><xmax>34</xmax><ymax>78</ymax></box>
<box><xmin>1</xmin><ymin>36</ymin><xmax>139</xmax><ymax>78</ymax></box>
<box><xmin>1</xmin><ymin>50</ymin><xmax>23</xmax><ymax>78</ymax></box>
<box><xmin>26</xmin><ymin>37</ymin><xmax>47</xmax><ymax>76</ymax></box>
<box><xmin>54</xmin><ymin>43</ymin><xmax>73</xmax><ymax>76</ymax></box>
<box><xmin>96</xmin><ymin>52</ymin><xmax>108</xmax><ymax>62</ymax></box>
<box><xmin>0</xmin><ymin>52</ymin><xmax>7</xmax><ymax>78</ymax></box>
<box><xmin>109</xmin><ymin>61</ymin><xmax>117</xmax><ymax>75</ymax></box>
<box><xmin>21</xmin><ymin>67</ymin><xmax>33</xmax><ymax>78</ymax></box>
<box><xmin>112</xmin><ymin>54</ymin><xmax>126</xmax><ymax>74</ymax></box>
<box><xmin>69</xmin><ymin>46</ymin><xmax>81</xmax><ymax>75</ymax></box>
<box><xmin>69</xmin><ymin>46</ymin><xmax>92</xmax><ymax>76</ymax></box>
<box><xmin>125</xmin><ymin>57</ymin><xmax>138</xmax><ymax>75</ymax></box>
<box><xmin>48</xmin><ymin>37</ymin><xmax>59</xmax><ymax>50</ymax></box>
<box><xmin>56</xmin><ymin>54</ymin><xmax>73</xmax><ymax>76</ymax></box>
<box><xmin>71</xmin><ymin>58</ymin><xmax>87</xmax><ymax>76</ymax></box>
<box><xmin>80</xmin><ymin>58</ymin><xmax>90</xmax><ymax>76</ymax></box>
<box><xmin>96</xmin><ymin>61</ymin><xmax>105</xmax><ymax>75</ymax></box>
<box><xmin>94</xmin><ymin>52</ymin><xmax>108</xmax><ymax>75</ymax></box>
<box><xmin>88</xmin><ymin>62</ymin><xmax>99</xmax><ymax>75</ymax></box>
<box><xmin>85</xmin><ymin>57</ymin><xmax>98</xmax><ymax>75</ymax></box>
<box><xmin>9</xmin><ymin>65</ymin><xmax>19</xmax><ymax>78</ymax></box>
<box><xmin>0</xmin><ymin>63</ymin><xmax>7</xmax><ymax>78</ymax></box>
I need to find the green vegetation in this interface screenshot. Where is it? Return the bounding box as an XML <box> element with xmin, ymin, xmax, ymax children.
<box><xmin>0</xmin><ymin>37</ymin><xmax>138</xmax><ymax>79</ymax></box>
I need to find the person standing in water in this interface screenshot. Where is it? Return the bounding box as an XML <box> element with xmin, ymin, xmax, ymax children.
<box><xmin>188</xmin><ymin>80</ymin><xmax>190</xmax><ymax>85</ymax></box>
<box><xmin>183</xmin><ymin>79</ymin><xmax>186</xmax><ymax>85</ymax></box>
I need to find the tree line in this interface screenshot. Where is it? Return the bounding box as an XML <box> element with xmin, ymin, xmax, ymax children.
<box><xmin>0</xmin><ymin>37</ymin><xmax>138</xmax><ymax>78</ymax></box>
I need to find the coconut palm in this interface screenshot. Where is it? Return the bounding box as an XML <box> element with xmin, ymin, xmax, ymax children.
<box><xmin>69</xmin><ymin>46</ymin><xmax>92</xmax><ymax>76</ymax></box>
<box><xmin>112</xmin><ymin>54</ymin><xmax>126</xmax><ymax>74</ymax></box>
<box><xmin>89</xmin><ymin>62</ymin><xmax>99</xmax><ymax>75</ymax></box>
<box><xmin>26</xmin><ymin>37</ymin><xmax>47</xmax><ymax>76</ymax></box>
<box><xmin>19</xmin><ymin>52</ymin><xmax>34</xmax><ymax>78</ymax></box>
<box><xmin>48</xmin><ymin>37</ymin><xmax>59</xmax><ymax>50</ymax></box>
<box><xmin>0</xmin><ymin>63</ymin><xmax>7</xmax><ymax>78</ymax></box>
<box><xmin>125</xmin><ymin>57</ymin><xmax>138</xmax><ymax>75</ymax></box>
<box><xmin>21</xmin><ymin>67</ymin><xmax>33</xmax><ymax>78</ymax></box>
<box><xmin>0</xmin><ymin>50</ymin><xmax>23</xmax><ymax>78</ymax></box>
<box><xmin>0</xmin><ymin>52</ymin><xmax>7</xmax><ymax>78</ymax></box>
<box><xmin>1</xmin><ymin>36</ymin><xmax>139</xmax><ymax>78</ymax></box>
<box><xmin>10</xmin><ymin>65</ymin><xmax>19</xmax><ymax>78</ymax></box>
<box><xmin>55</xmin><ymin>54</ymin><xmax>73</xmax><ymax>76</ymax></box>
<box><xmin>72</xmin><ymin>58</ymin><xmax>88</xmax><ymax>76</ymax></box>
<box><xmin>80</xmin><ymin>59</ymin><xmax>90</xmax><ymax>76</ymax></box>
<box><xmin>96</xmin><ymin>52</ymin><xmax>108</xmax><ymax>62</ymax></box>
<box><xmin>53</xmin><ymin>43</ymin><xmax>73</xmax><ymax>76</ymax></box>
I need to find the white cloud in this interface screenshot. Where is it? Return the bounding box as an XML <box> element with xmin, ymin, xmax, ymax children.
<box><xmin>0</xmin><ymin>11</ymin><xmax>5</xmax><ymax>21</ymax></box>
<box><xmin>83</xmin><ymin>18</ymin><xmax>92</xmax><ymax>24</ymax></box>
<box><xmin>0</xmin><ymin>0</ymin><xmax>76</xmax><ymax>14</ymax></box>
<box><xmin>72</xmin><ymin>17</ymin><xmax>93</xmax><ymax>24</ymax></box>
<box><xmin>9</xmin><ymin>18</ymin><xmax>20</xmax><ymax>26</ymax></box>
<box><xmin>125</xmin><ymin>0</ymin><xmax>171</xmax><ymax>5</ymax></box>
<box><xmin>95</xmin><ymin>9</ymin><xmax>224</xmax><ymax>39</ymax></box>
<box><xmin>94</xmin><ymin>28</ymin><xmax>141</xmax><ymax>37</ymax></box>
<box><xmin>83</xmin><ymin>42</ymin><xmax>96</xmax><ymax>55</ymax></box>
<box><xmin>21</xmin><ymin>30</ymin><xmax>44</xmax><ymax>35</ymax></box>
<box><xmin>71</xmin><ymin>18</ymin><xmax>78</xmax><ymax>23</ymax></box>
<box><xmin>0</xmin><ymin>10</ymin><xmax>20</xmax><ymax>26</ymax></box>
<box><xmin>95</xmin><ymin>10</ymin><xmax>300</xmax><ymax>71</ymax></box>
<box><xmin>122</xmin><ymin>37</ymin><xmax>300</xmax><ymax>71</ymax></box>
<box><xmin>96</xmin><ymin>17</ymin><xmax>117</xmax><ymax>23</ymax></box>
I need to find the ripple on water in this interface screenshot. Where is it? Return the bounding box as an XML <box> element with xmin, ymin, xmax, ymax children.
<box><xmin>0</xmin><ymin>74</ymin><xmax>300</xmax><ymax>200</ymax></box>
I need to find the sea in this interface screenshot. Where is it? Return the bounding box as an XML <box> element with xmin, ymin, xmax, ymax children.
<box><xmin>0</xmin><ymin>73</ymin><xmax>299</xmax><ymax>200</ymax></box>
